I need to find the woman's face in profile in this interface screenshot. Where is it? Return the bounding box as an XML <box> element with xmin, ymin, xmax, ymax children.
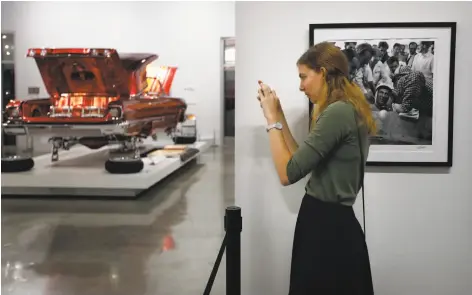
<box><xmin>298</xmin><ymin>64</ymin><xmax>324</xmax><ymax>103</ymax></box>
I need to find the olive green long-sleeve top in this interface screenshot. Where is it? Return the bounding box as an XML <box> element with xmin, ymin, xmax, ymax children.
<box><xmin>286</xmin><ymin>101</ymin><xmax>369</xmax><ymax>206</ymax></box>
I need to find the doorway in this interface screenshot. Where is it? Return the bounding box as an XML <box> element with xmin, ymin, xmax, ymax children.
<box><xmin>2</xmin><ymin>32</ymin><xmax>16</xmax><ymax>146</ymax></box>
<box><xmin>223</xmin><ymin>37</ymin><xmax>235</xmax><ymax>138</ymax></box>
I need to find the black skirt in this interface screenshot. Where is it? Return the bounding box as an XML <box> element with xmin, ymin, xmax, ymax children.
<box><xmin>289</xmin><ymin>194</ymin><xmax>374</xmax><ymax>295</ymax></box>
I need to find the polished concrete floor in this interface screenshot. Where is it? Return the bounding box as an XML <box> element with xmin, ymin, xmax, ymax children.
<box><xmin>1</xmin><ymin>138</ymin><xmax>235</xmax><ymax>295</ymax></box>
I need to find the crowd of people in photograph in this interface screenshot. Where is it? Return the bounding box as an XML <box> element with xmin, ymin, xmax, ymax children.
<box><xmin>334</xmin><ymin>40</ymin><xmax>434</xmax><ymax>123</ymax></box>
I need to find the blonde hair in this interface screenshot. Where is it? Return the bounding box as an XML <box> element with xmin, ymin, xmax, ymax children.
<box><xmin>297</xmin><ymin>42</ymin><xmax>377</xmax><ymax>135</ymax></box>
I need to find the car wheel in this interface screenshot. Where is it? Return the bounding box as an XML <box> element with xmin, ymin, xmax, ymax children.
<box><xmin>105</xmin><ymin>158</ymin><xmax>144</xmax><ymax>174</ymax></box>
<box><xmin>173</xmin><ymin>136</ymin><xmax>197</xmax><ymax>144</ymax></box>
<box><xmin>2</xmin><ymin>156</ymin><xmax>35</xmax><ymax>173</ymax></box>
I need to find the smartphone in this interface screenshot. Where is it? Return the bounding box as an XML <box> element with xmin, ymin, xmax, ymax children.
<box><xmin>257</xmin><ymin>80</ymin><xmax>264</xmax><ymax>102</ymax></box>
<box><xmin>258</xmin><ymin>80</ymin><xmax>265</xmax><ymax>95</ymax></box>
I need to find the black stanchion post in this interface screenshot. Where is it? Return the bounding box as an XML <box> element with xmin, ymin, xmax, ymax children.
<box><xmin>203</xmin><ymin>206</ymin><xmax>242</xmax><ymax>295</ymax></box>
<box><xmin>225</xmin><ymin>206</ymin><xmax>242</xmax><ymax>295</ymax></box>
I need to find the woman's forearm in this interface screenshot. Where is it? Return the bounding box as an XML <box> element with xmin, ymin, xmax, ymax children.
<box><xmin>278</xmin><ymin>110</ymin><xmax>299</xmax><ymax>154</ymax></box>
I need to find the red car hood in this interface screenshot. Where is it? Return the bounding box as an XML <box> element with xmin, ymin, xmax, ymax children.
<box><xmin>27</xmin><ymin>48</ymin><xmax>158</xmax><ymax>97</ymax></box>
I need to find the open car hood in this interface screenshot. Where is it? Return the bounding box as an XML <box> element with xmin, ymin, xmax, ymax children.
<box><xmin>27</xmin><ymin>48</ymin><xmax>158</xmax><ymax>97</ymax></box>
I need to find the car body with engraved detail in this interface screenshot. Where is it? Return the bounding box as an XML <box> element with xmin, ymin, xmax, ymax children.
<box><xmin>2</xmin><ymin>48</ymin><xmax>197</xmax><ymax>174</ymax></box>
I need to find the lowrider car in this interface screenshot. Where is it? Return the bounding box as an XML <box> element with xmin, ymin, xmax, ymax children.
<box><xmin>2</xmin><ymin>48</ymin><xmax>197</xmax><ymax>173</ymax></box>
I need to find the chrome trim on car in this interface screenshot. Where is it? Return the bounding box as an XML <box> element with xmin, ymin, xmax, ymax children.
<box><xmin>2</xmin><ymin>121</ymin><xmax>131</xmax><ymax>137</ymax></box>
<box><xmin>81</xmin><ymin>106</ymin><xmax>106</xmax><ymax>118</ymax></box>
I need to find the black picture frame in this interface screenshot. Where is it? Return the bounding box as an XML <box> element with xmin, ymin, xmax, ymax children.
<box><xmin>308</xmin><ymin>22</ymin><xmax>456</xmax><ymax>167</ymax></box>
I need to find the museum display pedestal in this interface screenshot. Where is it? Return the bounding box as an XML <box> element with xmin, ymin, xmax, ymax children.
<box><xmin>1</xmin><ymin>138</ymin><xmax>211</xmax><ymax>198</ymax></box>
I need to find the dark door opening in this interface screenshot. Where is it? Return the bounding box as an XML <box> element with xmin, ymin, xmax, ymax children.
<box><xmin>2</xmin><ymin>32</ymin><xmax>16</xmax><ymax>146</ymax></box>
<box><xmin>223</xmin><ymin>38</ymin><xmax>235</xmax><ymax>138</ymax></box>
<box><xmin>2</xmin><ymin>64</ymin><xmax>17</xmax><ymax>146</ymax></box>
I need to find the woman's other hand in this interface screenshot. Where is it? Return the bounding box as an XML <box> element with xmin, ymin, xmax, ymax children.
<box><xmin>257</xmin><ymin>81</ymin><xmax>281</xmax><ymax>123</ymax></box>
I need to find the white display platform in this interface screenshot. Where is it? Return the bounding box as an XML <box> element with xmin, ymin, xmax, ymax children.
<box><xmin>1</xmin><ymin>139</ymin><xmax>211</xmax><ymax>197</ymax></box>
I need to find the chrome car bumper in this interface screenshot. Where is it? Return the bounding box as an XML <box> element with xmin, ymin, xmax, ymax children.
<box><xmin>2</xmin><ymin>121</ymin><xmax>131</xmax><ymax>137</ymax></box>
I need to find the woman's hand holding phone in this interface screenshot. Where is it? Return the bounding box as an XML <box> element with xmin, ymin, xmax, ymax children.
<box><xmin>257</xmin><ymin>80</ymin><xmax>281</xmax><ymax>123</ymax></box>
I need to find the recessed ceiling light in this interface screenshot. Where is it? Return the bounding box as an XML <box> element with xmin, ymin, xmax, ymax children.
<box><xmin>6</xmin><ymin>51</ymin><xmax>10</xmax><ymax>55</ymax></box>
<box><xmin>5</xmin><ymin>45</ymin><xmax>9</xmax><ymax>49</ymax></box>
<box><xmin>2</xmin><ymin>35</ymin><xmax>6</xmax><ymax>39</ymax></box>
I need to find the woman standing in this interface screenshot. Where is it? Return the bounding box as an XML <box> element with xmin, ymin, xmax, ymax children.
<box><xmin>257</xmin><ymin>42</ymin><xmax>375</xmax><ymax>295</ymax></box>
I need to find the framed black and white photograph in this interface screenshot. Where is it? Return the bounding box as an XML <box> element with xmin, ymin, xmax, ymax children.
<box><xmin>309</xmin><ymin>22</ymin><xmax>456</xmax><ymax>166</ymax></box>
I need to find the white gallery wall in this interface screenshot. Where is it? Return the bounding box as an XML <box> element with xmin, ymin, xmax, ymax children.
<box><xmin>1</xmin><ymin>1</ymin><xmax>235</xmax><ymax>145</ymax></box>
<box><xmin>235</xmin><ymin>2</ymin><xmax>472</xmax><ymax>295</ymax></box>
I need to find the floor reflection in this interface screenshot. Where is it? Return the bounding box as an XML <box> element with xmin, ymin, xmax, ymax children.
<box><xmin>2</xmin><ymin>139</ymin><xmax>234</xmax><ymax>295</ymax></box>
